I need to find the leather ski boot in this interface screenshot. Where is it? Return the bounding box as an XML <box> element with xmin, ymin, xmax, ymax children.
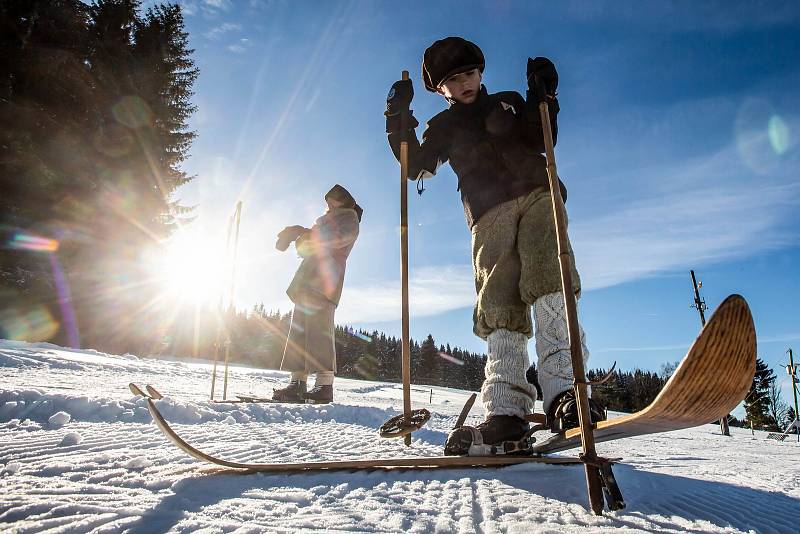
<box><xmin>444</xmin><ymin>414</ymin><xmax>530</xmax><ymax>456</ymax></box>
<box><xmin>547</xmin><ymin>390</ymin><xmax>607</xmax><ymax>433</ymax></box>
<box><xmin>272</xmin><ymin>380</ymin><xmax>306</xmax><ymax>402</ymax></box>
<box><xmin>304</xmin><ymin>384</ymin><xmax>333</xmax><ymax>404</ymax></box>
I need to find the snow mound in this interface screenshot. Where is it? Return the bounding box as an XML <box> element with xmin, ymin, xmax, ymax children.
<box><xmin>48</xmin><ymin>411</ymin><xmax>71</xmax><ymax>428</ymax></box>
<box><xmin>58</xmin><ymin>432</ymin><xmax>82</xmax><ymax>446</ymax></box>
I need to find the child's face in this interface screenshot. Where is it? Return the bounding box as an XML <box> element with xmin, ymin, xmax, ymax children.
<box><xmin>437</xmin><ymin>69</ymin><xmax>482</xmax><ymax>104</ymax></box>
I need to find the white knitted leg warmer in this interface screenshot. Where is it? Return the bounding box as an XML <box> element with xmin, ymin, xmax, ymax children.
<box><xmin>534</xmin><ymin>292</ymin><xmax>590</xmax><ymax>413</ymax></box>
<box><xmin>314</xmin><ymin>371</ymin><xmax>334</xmax><ymax>386</ymax></box>
<box><xmin>290</xmin><ymin>371</ymin><xmax>308</xmax><ymax>383</ymax></box>
<box><xmin>481</xmin><ymin>329</ymin><xmax>539</xmax><ymax>418</ymax></box>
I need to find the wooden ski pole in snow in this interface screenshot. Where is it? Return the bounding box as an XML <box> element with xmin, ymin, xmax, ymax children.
<box><xmin>378</xmin><ymin>71</ymin><xmax>430</xmax><ymax>444</ymax></box>
<box><xmin>222</xmin><ymin>201</ymin><xmax>242</xmax><ymax>400</ymax></box>
<box><xmin>538</xmin><ymin>100</ymin><xmax>612</xmax><ymax>515</ymax></box>
<box><xmin>210</xmin><ymin>211</ymin><xmax>235</xmax><ymax>400</ymax></box>
<box><xmin>399</xmin><ymin>71</ymin><xmax>413</xmax><ymax>447</ymax></box>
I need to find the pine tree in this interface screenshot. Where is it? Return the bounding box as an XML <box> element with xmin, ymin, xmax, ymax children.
<box><xmin>0</xmin><ymin>0</ymin><xmax>197</xmax><ymax>352</ymax></box>
<box><xmin>417</xmin><ymin>334</ymin><xmax>439</xmax><ymax>386</ymax></box>
<box><xmin>744</xmin><ymin>358</ymin><xmax>775</xmax><ymax>430</ymax></box>
<box><xmin>0</xmin><ymin>0</ymin><xmax>97</xmax><ymax>345</ymax></box>
<box><xmin>785</xmin><ymin>406</ymin><xmax>797</xmax><ymax>429</ymax></box>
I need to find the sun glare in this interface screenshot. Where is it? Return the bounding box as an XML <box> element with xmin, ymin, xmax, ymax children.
<box><xmin>150</xmin><ymin>231</ymin><xmax>227</xmax><ymax>306</ymax></box>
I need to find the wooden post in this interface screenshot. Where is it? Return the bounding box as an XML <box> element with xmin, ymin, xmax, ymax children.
<box><xmin>690</xmin><ymin>270</ymin><xmax>730</xmax><ymax>436</ymax></box>
<box><xmin>538</xmin><ymin>100</ymin><xmax>605</xmax><ymax>514</ymax></box>
<box><xmin>399</xmin><ymin>71</ymin><xmax>413</xmax><ymax>447</ymax></box>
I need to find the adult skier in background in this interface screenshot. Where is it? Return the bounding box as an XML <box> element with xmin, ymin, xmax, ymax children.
<box><xmin>384</xmin><ymin>37</ymin><xmax>604</xmax><ymax>454</ymax></box>
<box><xmin>272</xmin><ymin>184</ymin><xmax>362</xmax><ymax>404</ymax></box>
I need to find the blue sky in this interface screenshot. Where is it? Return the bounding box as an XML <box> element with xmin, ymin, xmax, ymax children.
<box><xmin>163</xmin><ymin>1</ymin><xmax>799</xmax><ymax>392</ymax></box>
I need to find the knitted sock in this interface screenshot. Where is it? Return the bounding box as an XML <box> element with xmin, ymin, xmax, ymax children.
<box><xmin>290</xmin><ymin>371</ymin><xmax>308</xmax><ymax>383</ymax></box>
<box><xmin>314</xmin><ymin>371</ymin><xmax>334</xmax><ymax>386</ymax></box>
<box><xmin>481</xmin><ymin>328</ymin><xmax>538</xmax><ymax>419</ymax></box>
<box><xmin>533</xmin><ymin>291</ymin><xmax>590</xmax><ymax>413</ymax></box>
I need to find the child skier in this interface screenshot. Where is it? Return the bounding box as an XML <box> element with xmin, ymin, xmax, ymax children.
<box><xmin>272</xmin><ymin>184</ymin><xmax>362</xmax><ymax>404</ymax></box>
<box><xmin>384</xmin><ymin>37</ymin><xmax>604</xmax><ymax>454</ymax></box>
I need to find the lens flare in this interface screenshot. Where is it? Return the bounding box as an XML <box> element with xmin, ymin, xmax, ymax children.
<box><xmin>0</xmin><ymin>305</ymin><xmax>59</xmax><ymax>341</ymax></box>
<box><xmin>8</xmin><ymin>233</ymin><xmax>59</xmax><ymax>252</ymax></box>
<box><xmin>112</xmin><ymin>95</ymin><xmax>153</xmax><ymax>129</ymax></box>
<box><xmin>734</xmin><ymin>98</ymin><xmax>784</xmax><ymax>176</ymax></box>
<box><xmin>768</xmin><ymin>115</ymin><xmax>790</xmax><ymax>155</ymax></box>
<box><xmin>438</xmin><ymin>351</ymin><xmax>465</xmax><ymax>366</ymax></box>
<box><xmin>353</xmin><ymin>331</ymin><xmax>372</xmax><ymax>342</ymax></box>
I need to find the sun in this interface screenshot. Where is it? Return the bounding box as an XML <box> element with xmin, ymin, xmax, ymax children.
<box><xmin>150</xmin><ymin>230</ymin><xmax>227</xmax><ymax>306</ymax></box>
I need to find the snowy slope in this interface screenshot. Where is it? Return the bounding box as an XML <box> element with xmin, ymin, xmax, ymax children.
<box><xmin>1</xmin><ymin>340</ymin><xmax>798</xmax><ymax>533</ymax></box>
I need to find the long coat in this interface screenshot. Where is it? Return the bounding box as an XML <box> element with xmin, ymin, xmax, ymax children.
<box><xmin>286</xmin><ymin>207</ymin><xmax>360</xmax><ymax>306</ymax></box>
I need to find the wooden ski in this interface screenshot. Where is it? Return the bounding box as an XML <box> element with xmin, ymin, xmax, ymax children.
<box><xmin>533</xmin><ymin>294</ymin><xmax>756</xmax><ymax>454</ymax></box>
<box><xmin>144</xmin><ymin>397</ymin><xmax>581</xmax><ymax>471</ymax></box>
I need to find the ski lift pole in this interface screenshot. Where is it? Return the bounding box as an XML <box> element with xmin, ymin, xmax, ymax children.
<box><xmin>538</xmin><ymin>100</ymin><xmax>613</xmax><ymax>515</ymax></box>
<box><xmin>222</xmin><ymin>201</ymin><xmax>242</xmax><ymax>400</ymax></box>
<box><xmin>788</xmin><ymin>348</ymin><xmax>799</xmax><ymax>441</ymax></box>
<box><xmin>690</xmin><ymin>270</ymin><xmax>730</xmax><ymax>436</ymax></box>
<box><xmin>399</xmin><ymin>71</ymin><xmax>413</xmax><ymax>447</ymax></box>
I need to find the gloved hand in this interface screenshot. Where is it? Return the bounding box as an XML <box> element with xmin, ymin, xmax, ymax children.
<box><xmin>385</xmin><ymin>79</ymin><xmax>413</xmax><ymax>117</ymax></box>
<box><xmin>275</xmin><ymin>225</ymin><xmax>306</xmax><ymax>251</ymax></box>
<box><xmin>527</xmin><ymin>57</ymin><xmax>558</xmax><ymax>102</ymax></box>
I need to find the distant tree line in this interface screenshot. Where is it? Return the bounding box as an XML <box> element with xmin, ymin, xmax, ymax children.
<box><xmin>1</xmin><ymin>0</ymin><xmax>196</xmax><ymax>352</ymax></box>
<box><xmin>156</xmin><ymin>303</ymin><xmax>800</xmax><ymax>422</ymax></box>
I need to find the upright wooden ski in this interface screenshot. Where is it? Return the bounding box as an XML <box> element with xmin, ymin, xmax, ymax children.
<box><xmin>533</xmin><ymin>294</ymin><xmax>756</xmax><ymax>454</ymax></box>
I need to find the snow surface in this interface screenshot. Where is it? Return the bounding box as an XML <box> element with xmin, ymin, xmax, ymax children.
<box><xmin>1</xmin><ymin>339</ymin><xmax>798</xmax><ymax>533</ymax></box>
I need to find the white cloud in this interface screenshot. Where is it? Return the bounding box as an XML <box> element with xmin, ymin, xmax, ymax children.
<box><xmin>204</xmin><ymin>0</ymin><xmax>231</xmax><ymax>9</ymax></box>
<box><xmin>336</xmin><ymin>265</ymin><xmax>475</xmax><ymax>323</ymax></box>
<box><xmin>204</xmin><ymin>22</ymin><xmax>241</xmax><ymax>39</ymax></box>
<box><xmin>227</xmin><ymin>38</ymin><xmax>251</xmax><ymax>54</ymax></box>
<box><xmin>572</xmin><ymin>180</ymin><xmax>799</xmax><ymax>291</ymax></box>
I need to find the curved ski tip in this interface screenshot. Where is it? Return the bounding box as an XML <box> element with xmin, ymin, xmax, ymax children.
<box><xmin>717</xmin><ymin>294</ymin><xmax>750</xmax><ymax>314</ymax></box>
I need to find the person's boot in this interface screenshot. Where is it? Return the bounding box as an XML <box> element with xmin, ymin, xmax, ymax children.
<box><xmin>272</xmin><ymin>380</ymin><xmax>306</xmax><ymax>402</ymax></box>
<box><xmin>547</xmin><ymin>390</ymin><xmax>606</xmax><ymax>433</ymax></box>
<box><xmin>304</xmin><ymin>384</ymin><xmax>333</xmax><ymax>404</ymax></box>
<box><xmin>444</xmin><ymin>414</ymin><xmax>530</xmax><ymax>456</ymax></box>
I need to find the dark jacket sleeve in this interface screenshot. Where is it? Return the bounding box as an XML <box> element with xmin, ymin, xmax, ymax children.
<box><xmin>523</xmin><ymin>91</ymin><xmax>559</xmax><ymax>153</ymax></box>
<box><xmin>387</xmin><ymin>113</ymin><xmax>449</xmax><ymax>180</ymax></box>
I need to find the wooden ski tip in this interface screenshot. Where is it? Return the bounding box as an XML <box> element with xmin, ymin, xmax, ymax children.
<box><xmin>129</xmin><ymin>383</ymin><xmax>146</xmax><ymax>397</ymax></box>
<box><xmin>145</xmin><ymin>385</ymin><xmax>164</xmax><ymax>400</ymax></box>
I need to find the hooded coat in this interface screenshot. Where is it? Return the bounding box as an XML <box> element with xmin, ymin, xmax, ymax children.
<box><xmin>286</xmin><ymin>205</ymin><xmax>360</xmax><ymax>307</ymax></box>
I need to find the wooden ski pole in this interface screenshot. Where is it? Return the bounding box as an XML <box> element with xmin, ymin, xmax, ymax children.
<box><xmin>538</xmin><ymin>100</ymin><xmax>606</xmax><ymax>515</ymax></box>
<box><xmin>222</xmin><ymin>201</ymin><xmax>243</xmax><ymax>400</ymax></box>
<box><xmin>399</xmin><ymin>70</ymin><xmax>413</xmax><ymax>447</ymax></box>
<box><xmin>211</xmin><ymin>211</ymin><xmax>236</xmax><ymax>400</ymax></box>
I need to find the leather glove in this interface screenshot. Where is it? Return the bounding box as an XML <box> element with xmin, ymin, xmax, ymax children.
<box><xmin>527</xmin><ymin>57</ymin><xmax>558</xmax><ymax>102</ymax></box>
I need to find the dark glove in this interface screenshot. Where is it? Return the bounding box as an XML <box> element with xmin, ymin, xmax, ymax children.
<box><xmin>527</xmin><ymin>57</ymin><xmax>558</xmax><ymax>102</ymax></box>
<box><xmin>385</xmin><ymin>79</ymin><xmax>413</xmax><ymax>117</ymax></box>
<box><xmin>275</xmin><ymin>225</ymin><xmax>306</xmax><ymax>251</ymax></box>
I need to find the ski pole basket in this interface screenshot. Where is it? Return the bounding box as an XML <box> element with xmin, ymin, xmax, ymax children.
<box><xmin>379</xmin><ymin>409</ymin><xmax>431</xmax><ymax>439</ymax></box>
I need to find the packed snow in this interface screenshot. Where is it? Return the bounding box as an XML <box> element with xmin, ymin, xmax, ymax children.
<box><xmin>1</xmin><ymin>339</ymin><xmax>798</xmax><ymax>533</ymax></box>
